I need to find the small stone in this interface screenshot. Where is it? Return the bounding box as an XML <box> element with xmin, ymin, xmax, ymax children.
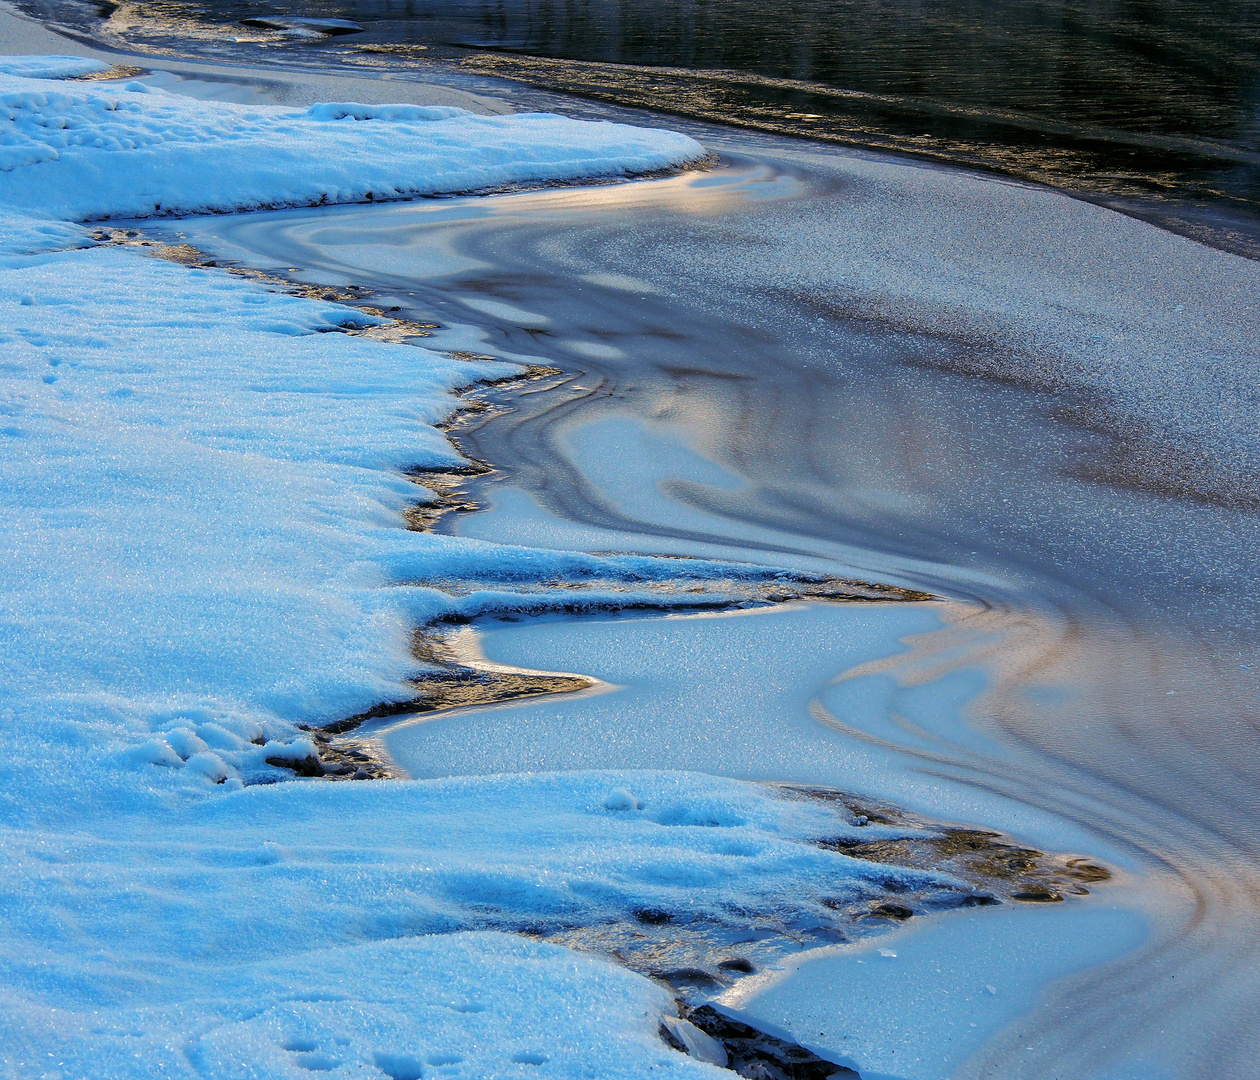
<box><xmin>265</xmin><ymin>754</ymin><xmax>324</xmax><ymax>777</ymax></box>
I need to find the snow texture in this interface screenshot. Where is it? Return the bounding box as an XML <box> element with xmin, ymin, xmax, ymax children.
<box><xmin>0</xmin><ymin>63</ymin><xmax>908</xmax><ymax>1077</ymax></box>
<box><xmin>0</xmin><ymin>53</ymin><xmax>109</xmax><ymax>78</ymax></box>
<box><xmin>1</xmin><ymin>770</ymin><xmax>927</xmax><ymax>1079</ymax></box>
<box><xmin>0</xmin><ymin>69</ymin><xmax>706</xmax><ymax>219</ymax></box>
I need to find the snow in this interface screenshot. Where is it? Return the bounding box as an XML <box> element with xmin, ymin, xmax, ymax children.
<box><xmin>1</xmin><ymin>929</ymin><xmax>703</xmax><ymax>1079</ymax></box>
<box><xmin>0</xmin><ymin>69</ymin><xmax>706</xmax><ymax>220</ymax></box>
<box><xmin>0</xmin><ymin>53</ymin><xmax>109</xmax><ymax>78</ymax></box>
<box><xmin>0</xmin><ymin>60</ymin><xmax>938</xmax><ymax>1077</ymax></box>
<box><xmin>1</xmin><ymin>769</ymin><xmax>953</xmax><ymax>1079</ymax></box>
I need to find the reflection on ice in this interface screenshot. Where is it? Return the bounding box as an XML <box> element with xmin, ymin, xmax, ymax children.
<box><xmin>177</xmin><ymin>134</ymin><xmax>1260</xmax><ymax>1077</ymax></box>
<box><xmin>722</xmin><ymin>902</ymin><xmax>1150</xmax><ymax>1080</ymax></box>
<box><xmin>382</xmin><ymin>604</ymin><xmax>1129</xmax><ymax>868</ymax></box>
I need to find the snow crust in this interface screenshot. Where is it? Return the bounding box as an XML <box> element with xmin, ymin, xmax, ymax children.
<box><xmin>0</xmin><ymin>69</ymin><xmax>705</xmax><ymax>219</ymax></box>
<box><xmin>0</xmin><ymin>64</ymin><xmax>908</xmax><ymax>1076</ymax></box>
<box><xmin>0</xmin><ymin>53</ymin><xmax>109</xmax><ymax>78</ymax></box>
<box><xmin>2</xmin><ymin>770</ymin><xmax>927</xmax><ymax>1079</ymax></box>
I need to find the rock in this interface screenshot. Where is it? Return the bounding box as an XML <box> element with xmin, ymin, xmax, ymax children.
<box><xmin>265</xmin><ymin>754</ymin><xmax>324</xmax><ymax>777</ymax></box>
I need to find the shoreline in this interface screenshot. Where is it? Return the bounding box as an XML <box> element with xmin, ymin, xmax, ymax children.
<box><xmin>0</xmin><ymin>0</ymin><xmax>514</xmax><ymax>112</ymax></box>
<box><xmin>1</xmin><ymin>27</ymin><xmax>1255</xmax><ymax>1080</ymax></box>
<box><xmin>97</xmin><ymin>181</ymin><xmax>1148</xmax><ymax>1075</ymax></box>
<box><xmin>16</xmin><ymin>0</ymin><xmax>1260</xmax><ymax>263</ymax></box>
<box><xmin>175</xmin><ymin>143</ymin><xmax>1258</xmax><ymax>1076</ymax></box>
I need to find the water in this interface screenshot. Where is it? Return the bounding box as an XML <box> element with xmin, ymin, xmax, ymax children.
<box><xmin>25</xmin><ymin>0</ymin><xmax>1260</xmax><ymax>255</ymax></box>
<box><xmin>165</xmin><ymin>139</ymin><xmax>1260</xmax><ymax>1076</ymax></box>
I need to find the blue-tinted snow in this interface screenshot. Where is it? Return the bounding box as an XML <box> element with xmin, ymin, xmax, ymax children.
<box><xmin>0</xmin><ymin>63</ymin><xmax>916</xmax><ymax>1077</ymax></box>
<box><xmin>0</xmin><ymin>69</ymin><xmax>705</xmax><ymax>219</ymax></box>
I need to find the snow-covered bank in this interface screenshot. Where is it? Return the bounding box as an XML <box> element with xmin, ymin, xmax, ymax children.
<box><xmin>0</xmin><ymin>57</ymin><xmax>709</xmax><ymax>787</ymax></box>
<box><xmin>0</xmin><ymin>59</ymin><xmax>941</xmax><ymax>1077</ymax></box>
<box><xmin>1</xmin><ymin>770</ymin><xmax>964</xmax><ymax>1079</ymax></box>
<box><xmin>0</xmin><ymin>1</ymin><xmax>511</xmax><ymax>114</ymax></box>
<box><xmin>0</xmin><ymin>63</ymin><xmax>705</xmax><ymax>220</ymax></box>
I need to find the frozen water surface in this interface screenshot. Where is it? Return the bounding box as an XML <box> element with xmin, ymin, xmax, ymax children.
<box><xmin>720</xmin><ymin>902</ymin><xmax>1151</xmax><ymax>1080</ymax></box>
<box><xmin>177</xmin><ymin>133</ymin><xmax>1260</xmax><ymax>1078</ymax></box>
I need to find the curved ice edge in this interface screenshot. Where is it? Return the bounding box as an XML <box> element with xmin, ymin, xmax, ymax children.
<box><xmin>304</xmin><ymin>575</ymin><xmax>934</xmax><ymax>747</ymax></box>
<box><xmin>718</xmin><ymin>902</ymin><xmax>1151</xmax><ymax>1080</ymax></box>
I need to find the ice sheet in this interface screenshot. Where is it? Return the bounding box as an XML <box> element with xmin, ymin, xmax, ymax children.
<box><xmin>721</xmin><ymin>902</ymin><xmax>1150</xmax><ymax>1080</ymax></box>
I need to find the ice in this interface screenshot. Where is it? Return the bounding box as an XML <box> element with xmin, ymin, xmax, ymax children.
<box><xmin>720</xmin><ymin>903</ymin><xmax>1149</xmax><ymax>1080</ymax></box>
<box><xmin>664</xmin><ymin>1016</ymin><xmax>730</xmax><ymax>1066</ymax></box>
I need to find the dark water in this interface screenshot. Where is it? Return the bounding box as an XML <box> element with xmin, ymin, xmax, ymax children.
<box><xmin>27</xmin><ymin>0</ymin><xmax>1260</xmax><ymax>256</ymax></box>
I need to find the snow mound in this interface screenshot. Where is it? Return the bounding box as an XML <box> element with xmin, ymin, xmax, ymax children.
<box><xmin>0</xmin><ymin>54</ymin><xmax>109</xmax><ymax>79</ymax></box>
<box><xmin>0</xmin><ymin>207</ymin><xmax>89</xmax><ymax>254</ymax></box>
<box><xmin>0</xmin><ymin>769</ymin><xmax>960</xmax><ymax>1077</ymax></box>
<box><xmin>0</xmin><ymin>242</ymin><xmax>511</xmax><ymax>773</ymax></box>
<box><xmin>0</xmin><ymin>66</ymin><xmax>706</xmax><ymax>220</ymax></box>
<box><xmin>2</xmin><ymin>931</ymin><xmax>717</xmax><ymax>1079</ymax></box>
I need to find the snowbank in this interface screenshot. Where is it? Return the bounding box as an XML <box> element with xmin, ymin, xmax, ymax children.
<box><xmin>0</xmin><ymin>62</ymin><xmax>933</xmax><ymax>1076</ymax></box>
<box><xmin>3</xmin><ymin>770</ymin><xmax>954</xmax><ymax>1079</ymax></box>
<box><xmin>0</xmin><ymin>69</ymin><xmax>706</xmax><ymax>220</ymax></box>
<box><xmin>0</xmin><ymin>53</ymin><xmax>109</xmax><ymax>78</ymax></box>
